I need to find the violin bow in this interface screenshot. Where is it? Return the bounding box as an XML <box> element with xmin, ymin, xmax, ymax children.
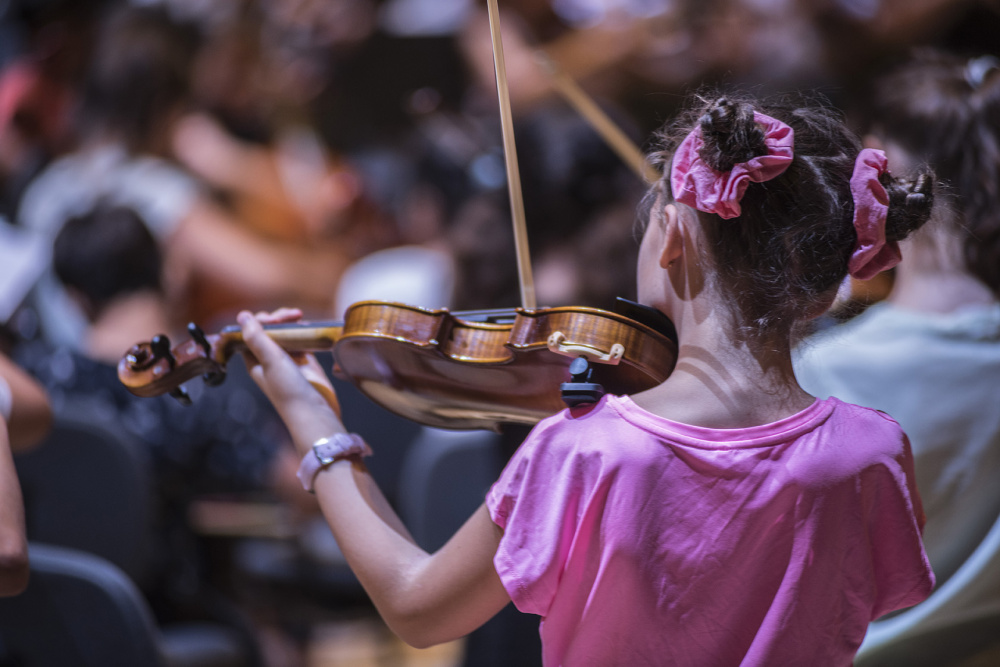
<box><xmin>534</xmin><ymin>51</ymin><xmax>660</xmax><ymax>185</ymax></box>
<box><xmin>486</xmin><ymin>0</ymin><xmax>537</xmax><ymax>310</ymax></box>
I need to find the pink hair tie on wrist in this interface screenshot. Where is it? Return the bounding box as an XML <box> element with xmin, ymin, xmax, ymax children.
<box><xmin>848</xmin><ymin>148</ymin><xmax>899</xmax><ymax>281</ymax></box>
<box><xmin>670</xmin><ymin>112</ymin><xmax>795</xmax><ymax>219</ymax></box>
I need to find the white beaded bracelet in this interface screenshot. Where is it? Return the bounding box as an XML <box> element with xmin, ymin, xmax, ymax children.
<box><xmin>296</xmin><ymin>433</ymin><xmax>371</xmax><ymax>493</ymax></box>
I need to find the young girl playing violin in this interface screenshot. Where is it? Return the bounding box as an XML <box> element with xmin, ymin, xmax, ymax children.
<box><xmin>237</xmin><ymin>93</ymin><xmax>936</xmax><ymax>665</ymax></box>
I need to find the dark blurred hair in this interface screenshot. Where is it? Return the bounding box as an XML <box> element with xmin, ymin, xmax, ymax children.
<box><xmin>642</xmin><ymin>91</ymin><xmax>934</xmax><ymax>347</ymax></box>
<box><xmin>872</xmin><ymin>49</ymin><xmax>1000</xmax><ymax>296</ymax></box>
<box><xmin>78</xmin><ymin>4</ymin><xmax>199</xmax><ymax>153</ymax></box>
<box><xmin>53</xmin><ymin>204</ymin><xmax>162</xmax><ymax>315</ymax></box>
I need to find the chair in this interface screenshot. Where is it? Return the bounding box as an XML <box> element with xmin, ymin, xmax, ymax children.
<box><xmin>13</xmin><ymin>401</ymin><xmax>254</xmax><ymax>666</ymax></box>
<box><xmin>396</xmin><ymin>427</ymin><xmax>543</xmax><ymax>667</ymax></box>
<box><xmin>14</xmin><ymin>400</ymin><xmax>153</xmax><ymax>584</ymax></box>
<box><xmin>397</xmin><ymin>427</ymin><xmax>502</xmax><ymax>552</ymax></box>
<box><xmin>0</xmin><ymin>542</ymin><xmax>166</xmax><ymax>666</ymax></box>
<box><xmin>855</xmin><ymin>509</ymin><xmax>1000</xmax><ymax>666</ymax></box>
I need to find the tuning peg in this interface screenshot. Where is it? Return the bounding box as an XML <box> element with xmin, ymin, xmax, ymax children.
<box><xmin>187</xmin><ymin>322</ymin><xmax>211</xmax><ymax>356</ymax></box>
<box><xmin>150</xmin><ymin>334</ymin><xmax>176</xmax><ymax>369</ymax></box>
<box><xmin>187</xmin><ymin>322</ymin><xmax>226</xmax><ymax>387</ymax></box>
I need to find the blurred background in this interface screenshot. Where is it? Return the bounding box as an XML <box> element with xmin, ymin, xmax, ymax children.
<box><xmin>0</xmin><ymin>1</ymin><xmax>998</xmax><ymax>666</ymax></box>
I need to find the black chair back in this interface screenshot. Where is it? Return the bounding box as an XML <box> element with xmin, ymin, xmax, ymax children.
<box><xmin>14</xmin><ymin>403</ymin><xmax>153</xmax><ymax>585</ymax></box>
<box><xmin>0</xmin><ymin>543</ymin><xmax>165</xmax><ymax>667</ymax></box>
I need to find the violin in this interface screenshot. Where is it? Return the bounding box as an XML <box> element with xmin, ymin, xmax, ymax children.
<box><xmin>118</xmin><ymin>299</ymin><xmax>677</xmax><ymax>432</ymax></box>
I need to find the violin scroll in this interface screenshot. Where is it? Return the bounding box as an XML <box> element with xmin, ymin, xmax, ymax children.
<box><xmin>119</xmin><ymin>328</ymin><xmax>230</xmax><ymax>401</ymax></box>
<box><xmin>120</xmin><ymin>317</ymin><xmax>343</xmax><ymax>403</ymax></box>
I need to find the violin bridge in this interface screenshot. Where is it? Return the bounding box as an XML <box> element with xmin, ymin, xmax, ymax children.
<box><xmin>546</xmin><ymin>332</ymin><xmax>625</xmax><ymax>364</ymax></box>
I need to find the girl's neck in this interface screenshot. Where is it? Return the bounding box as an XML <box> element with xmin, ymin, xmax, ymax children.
<box><xmin>632</xmin><ymin>311</ymin><xmax>813</xmax><ymax>429</ymax></box>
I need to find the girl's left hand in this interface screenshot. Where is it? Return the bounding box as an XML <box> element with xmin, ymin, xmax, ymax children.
<box><xmin>238</xmin><ymin>308</ymin><xmax>345</xmax><ymax>454</ymax></box>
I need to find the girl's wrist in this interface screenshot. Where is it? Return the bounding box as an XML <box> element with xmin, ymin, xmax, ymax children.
<box><xmin>297</xmin><ymin>432</ymin><xmax>371</xmax><ymax>493</ymax></box>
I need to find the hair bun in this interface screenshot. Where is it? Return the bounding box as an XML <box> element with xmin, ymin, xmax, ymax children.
<box><xmin>884</xmin><ymin>168</ymin><xmax>936</xmax><ymax>241</ymax></box>
<box><xmin>699</xmin><ymin>98</ymin><xmax>738</xmax><ymax>133</ymax></box>
<box><xmin>697</xmin><ymin>97</ymin><xmax>768</xmax><ymax>172</ymax></box>
<box><xmin>906</xmin><ymin>171</ymin><xmax>934</xmax><ymax>211</ymax></box>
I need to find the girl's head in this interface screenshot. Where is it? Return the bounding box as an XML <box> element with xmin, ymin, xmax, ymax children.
<box><xmin>640</xmin><ymin>92</ymin><xmax>934</xmax><ymax>348</ymax></box>
<box><xmin>871</xmin><ymin>50</ymin><xmax>1000</xmax><ymax>296</ymax></box>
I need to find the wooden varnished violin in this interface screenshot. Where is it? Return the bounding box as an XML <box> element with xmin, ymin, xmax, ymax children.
<box><xmin>118</xmin><ymin>299</ymin><xmax>677</xmax><ymax>431</ymax></box>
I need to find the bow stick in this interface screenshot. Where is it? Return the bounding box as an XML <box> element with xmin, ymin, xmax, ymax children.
<box><xmin>486</xmin><ymin>0</ymin><xmax>537</xmax><ymax>310</ymax></box>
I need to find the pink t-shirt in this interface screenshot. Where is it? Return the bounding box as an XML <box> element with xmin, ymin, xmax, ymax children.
<box><xmin>487</xmin><ymin>395</ymin><xmax>934</xmax><ymax>666</ymax></box>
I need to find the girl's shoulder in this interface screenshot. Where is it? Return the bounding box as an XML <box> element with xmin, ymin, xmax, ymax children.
<box><xmin>517</xmin><ymin>395</ymin><xmax>652</xmax><ymax>461</ymax></box>
<box><xmin>527</xmin><ymin>394</ymin><xmax>907</xmax><ymax>458</ymax></box>
<box><xmin>810</xmin><ymin>398</ymin><xmax>914</xmax><ymax>472</ymax></box>
<box><xmin>544</xmin><ymin>393</ymin><xmax>650</xmax><ymax>435</ymax></box>
<box><xmin>824</xmin><ymin>396</ymin><xmax>903</xmax><ymax>433</ymax></box>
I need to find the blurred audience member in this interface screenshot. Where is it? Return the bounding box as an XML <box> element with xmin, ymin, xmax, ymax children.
<box><xmin>15</xmin><ymin>4</ymin><xmax>352</xmax><ymax>347</ymax></box>
<box><xmin>172</xmin><ymin>2</ymin><xmax>397</xmax><ymax>254</ymax></box>
<box><xmin>0</xmin><ymin>417</ymin><xmax>29</xmax><ymax>597</ymax></box>
<box><xmin>0</xmin><ymin>0</ymin><xmax>96</xmax><ymax>223</ymax></box>
<box><xmin>795</xmin><ymin>49</ymin><xmax>1000</xmax><ymax>616</ymax></box>
<box><xmin>459</xmin><ymin>0</ymin><xmax>664</xmax><ymax>115</ymax></box>
<box><xmin>14</xmin><ymin>202</ymin><xmax>305</xmax><ymax>624</ymax></box>
<box><xmin>0</xmin><ymin>57</ymin><xmax>73</xmax><ymax>222</ymax></box>
<box><xmin>0</xmin><ymin>350</ymin><xmax>51</xmax><ymax>596</ymax></box>
<box><xmin>0</xmin><ymin>350</ymin><xmax>51</xmax><ymax>452</ymax></box>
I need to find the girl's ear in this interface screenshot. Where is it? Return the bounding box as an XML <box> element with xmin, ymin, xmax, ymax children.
<box><xmin>660</xmin><ymin>204</ymin><xmax>684</xmax><ymax>269</ymax></box>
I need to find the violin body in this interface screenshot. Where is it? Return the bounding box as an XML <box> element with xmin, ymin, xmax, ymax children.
<box><xmin>118</xmin><ymin>300</ymin><xmax>678</xmax><ymax>431</ymax></box>
<box><xmin>336</xmin><ymin>302</ymin><xmax>676</xmax><ymax>429</ymax></box>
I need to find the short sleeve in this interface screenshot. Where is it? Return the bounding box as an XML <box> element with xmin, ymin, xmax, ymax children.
<box><xmin>867</xmin><ymin>431</ymin><xmax>936</xmax><ymax>618</ymax></box>
<box><xmin>486</xmin><ymin>417</ymin><xmax>589</xmax><ymax>617</ymax></box>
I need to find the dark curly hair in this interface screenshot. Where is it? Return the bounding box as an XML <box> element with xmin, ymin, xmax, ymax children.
<box><xmin>53</xmin><ymin>204</ymin><xmax>162</xmax><ymax>316</ymax></box>
<box><xmin>640</xmin><ymin>91</ymin><xmax>935</xmax><ymax>348</ymax></box>
<box><xmin>872</xmin><ymin>49</ymin><xmax>1000</xmax><ymax>297</ymax></box>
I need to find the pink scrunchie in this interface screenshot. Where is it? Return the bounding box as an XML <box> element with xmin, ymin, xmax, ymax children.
<box><xmin>848</xmin><ymin>148</ymin><xmax>899</xmax><ymax>280</ymax></box>
<box><xmin>670</xmin><ymin>112</ymin><xmax>795</xmax><ymax>219</ymax></box>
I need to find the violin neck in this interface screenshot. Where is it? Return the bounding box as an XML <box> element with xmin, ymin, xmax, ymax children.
<box><xmin>214</xmin><ymin>307</ymin><xmax>519</xmax><ymax>357</ymax></box>
<box><xmin>219</xmin><ymin>321</ymin><xmax>343</xmax><ymax>354</ymax></box>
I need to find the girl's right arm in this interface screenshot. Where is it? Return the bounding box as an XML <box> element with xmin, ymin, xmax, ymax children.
<box><xmin>238</xmin><ymin>310</ymin><xmax>512</xmax><ymax>648</ymax></box>
<box><xmin>317</xmin><ymin>469</ymin><xmax>511</xmax><ymax>647</ymax></box>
